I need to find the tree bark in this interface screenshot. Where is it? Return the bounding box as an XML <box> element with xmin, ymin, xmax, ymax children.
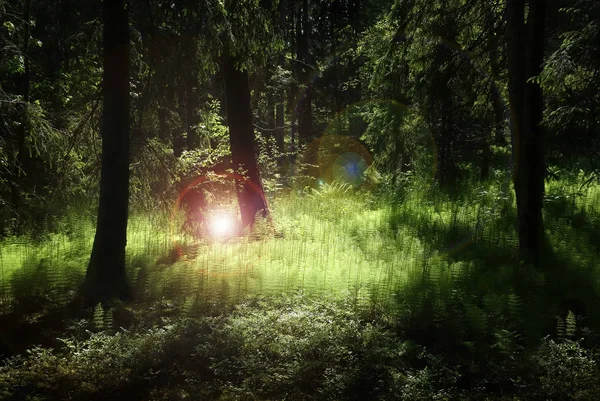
<box><xmin>487</xmin><ymin>8</ymin><xmax>508</xmax><ymax>147</ymax></box>
<box><xmin>10</xmin><ymin>0</ymin><xmax>32</xmax><ymax>229</ymax></box>
<box><xmin>158</xmin><ymin>107</ymin><xmax>168</xmax><ymax>140</ymax></box>
<box><xmin>185</xmin><ymin>36</ymin><xmax>200</xmax><ymax>151</ymax></box>
<box><xmin>508</xmin><ymin>0</ymin><xmax>546</xmax><ymax>265</ymax></box>
<box><xmin>296</xmin><ymin>0</ymin><xmax>312</xmax><ymax>144</ymax></box>
<box><xmin>83</xmin><ymin>0</ymin><xmax>131</xmax><ymax>304</ymax></box>
<box><xmin>507</xmin><ymin>0</ymin><xmax>526</xmax><ymax>156</ymax></box>
<box><xmin>186</xmin><ymin>81</ymin><xmax>199</xmax><ymax>150</ymax></box>
<box><xmin>520</xmin><ymin>0</ymin><xmax>546</xmax><ymax>263</ymax></box>
<box><xmin>274</xmin><ymin>0</ymin><xmax>287</xmax><ymax>158</ymax></box>
<box><xmin>222</xmin><ymin>56</ymin><xmax>268</xmax><ymax>228</ymax></box>
<box><xmin>275</xmin><ymin>90</ymin><xmax>285</xmax><ymax>155</ymax></box>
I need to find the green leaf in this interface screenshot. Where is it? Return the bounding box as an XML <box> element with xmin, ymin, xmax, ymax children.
<box><xmin>3</xmin><ymin>21</ymin><xmax>15</xmax><ymax>33</ymax></box>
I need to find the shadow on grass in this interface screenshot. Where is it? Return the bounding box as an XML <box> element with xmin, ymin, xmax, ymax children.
<box><xmin>386</xmin><ymin>196</ymin><xmax>600</xmax><ymax>354</ymax></box>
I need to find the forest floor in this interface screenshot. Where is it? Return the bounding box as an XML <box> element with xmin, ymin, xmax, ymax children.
<box><xmin>1</xmin><ymin>178</ymin><xmax>600</xmax><ymax>400</ymax></box>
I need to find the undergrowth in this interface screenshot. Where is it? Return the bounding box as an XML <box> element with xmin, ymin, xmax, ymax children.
<box><xmin>0</xmin><ymin>294</ymin><xmax>598</xmax><ymax>400</ymax></box>
<box><xmin>0</xmin><ymin>174</ymin><xmax>599</xmax><ymax>400</ymax></box>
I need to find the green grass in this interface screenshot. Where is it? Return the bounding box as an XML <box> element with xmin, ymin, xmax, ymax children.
<box><xmin>1</xmin><ymin>177</ymin><xmax>599</xmax><ymax>318</ymax></box>
<box><xmin>1</xmin><ymin>176</ymin><xmax>600</xmax><ymax>399</ymax></box>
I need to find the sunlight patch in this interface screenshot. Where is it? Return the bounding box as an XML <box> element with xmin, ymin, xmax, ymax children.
<box><xmin>209</xmin><ymin>213</ymin><xmax>236</xmax><ymax>238</ymax></box>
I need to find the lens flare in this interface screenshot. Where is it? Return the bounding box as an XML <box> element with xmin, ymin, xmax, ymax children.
<box><xmin>332</xmin><ymin>152</ymin><xmax>369</xmax><ymax>185</ymax></box>
<box><xmin>209</xmin><ymin>214</ymin><xmax>235</xmax><ymax>238</ymax></box>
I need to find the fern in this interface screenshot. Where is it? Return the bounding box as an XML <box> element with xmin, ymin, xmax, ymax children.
<box><xmin>507</xmin><ymin>293</ymin><xmax>521</xmax><ymax>321</ymax></box>
<box><xmin>565</xmin><ymin>310</ymin><xmax>577</xmax><ymax>338</ymax></box>
<box><xmin>93</xmin><ymin>303</ymin><xmax>105</xmax><ymax>331</ymax></box>
<box><xmin>556</xmin><ymin>315</ymin><xmax>565</xmax><ymax>339</ymax></box>
<box><xmin>309</xmin><ymin>180</ymin><xmax>352</xmax><ymax>199</ymax></box>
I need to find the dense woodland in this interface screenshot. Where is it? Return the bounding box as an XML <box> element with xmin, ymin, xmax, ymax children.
<box><xmin>1</xmin><ymin>0</ymin><xmax>600</xmax><ymax>399</ymax></box>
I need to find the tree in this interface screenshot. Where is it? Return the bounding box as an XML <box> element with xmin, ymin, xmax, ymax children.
<box><xmin>217</xmin><ymin>0</ymin><xmax>281</xmax><ymax>228</ymax></box>
<box><xmin>507</xmin><ymin>0</ymin><xmax>547</xmax><ymax>265</ymax></box>
<box><xmin>222</xmin><ymin>55</ymin><xmax>269</xmax><ymax>228</ymax></box>
<box><xmin>11</xmin><ymin>0</ymin><xmax>32</xmax><ymax>226</ymax></box>
<box><xmin>82</xmin><ymin>0</ymin><xmax>131</xmax><ymax>304</ymax></box>
<box><xmin>296</xmin><ymin>0</ymin><xmax>313</xmax><ymax>144</ymax></box>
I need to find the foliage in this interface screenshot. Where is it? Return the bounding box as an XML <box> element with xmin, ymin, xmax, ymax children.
<box><xmin>541</xmin><ymin>0</ymin><xmax>600</xmax><ymax>171</ymax></box>
<box><xmin>1</xmin><ymin>294</ymin><xmax>599</xmax><ymax>400</ymax></box>
<box><xmin>0</xmin><ymin>318</ymin><xmax>211</xmax><ymax>401</ymax></box>
<box><xmin>530</xmin><ymin>338</ymin><xmax>599</xmax><ymax>400</ymax></box>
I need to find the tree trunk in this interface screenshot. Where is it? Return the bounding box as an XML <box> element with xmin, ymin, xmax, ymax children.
<box><xmin>491</xmin><ymin>83</ymin><xmax>507</xmax><ymax>146</ymax></box>
<box><xmin>481</xmin><ymin>124</ymin><xmax>491</xmax><ymax>180</ymax></box>
<box><xmin>508</xmin><ymin>0</ymin><xmax>546</xmax><ymax>265</ymax></box>
<box><xmin>296</xmin><ymin>0</ymin><xmax>312</xmax><ymax>144</ymax></box>
<box><xmin>158</xmin><ymin>107</ymin><xmax>168</xmax><ymax>141</ymax></box>
<box><xmin>507</xmin><ymin>0</ymin><xmax>526</xmax><ymax>157</ymax></box>
<box><xmin>481</xmin><ymin>10</ymin><xmax>498</xmax><ymax>181</ymax></box>
<box><xmin>274</xmin><ymin>0</ymin><xmax>287</xmax><ymax>160</ymax></box>
<box><xmin>267</xmin><ymin>91</ymin><xmax>276</xmax><ymax>154</ymax></box>
<box><xmin>222</xmin><ymin>56</ymin><xmax>268</xmax><ymax>228</ymax></box>
<box><xmin>83</xmin><ymin>0</ymin><xmax>130</xmax><ymax>304</ymax></box>
<box><xmin>275</xmin><ymin>89</ymin><xmax>285</xmax><ymax>156</ymax></box>
<box><xmin>184</xmin><ymin>36</ymin><xmax>200</xmax><ymax>151</ymax></box>
<box><xmin>487</xmin><ymin>8</ymin><xmax>508</xmax><ymax>147</ymax></box>
<box><xmin>289</xmin><ymin>6</ymin><xmax>298</xmax><ymax>171</ymax></box>
<box><xmin>186</xmin><ymin>81</ymin><xmax>199</xmax><ymax>150</ymax></box>
<box><xmin>11</xmin><ymin>0</ymin><xmax>32</xmax><ymax>229</ymax></box>
<box><xmin>520</xmin><ymin>0</ymin><xmax>546</xmax><ymax>263</ymax></box>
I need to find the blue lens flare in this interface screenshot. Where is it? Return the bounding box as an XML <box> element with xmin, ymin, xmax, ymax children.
<box><xmin>333</xmin><ymin>152</ymin><xmax>368</xmax><ymax>185</ymax></box>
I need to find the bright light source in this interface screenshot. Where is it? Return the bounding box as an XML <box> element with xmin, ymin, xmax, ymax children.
<box><xmin>209</xmin><ymin>214</ymin><xmax>235</xmax><ymax>238</ymax></box>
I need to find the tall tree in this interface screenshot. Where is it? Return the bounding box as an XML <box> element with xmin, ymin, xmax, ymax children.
<box><xmin>296</xmin><ymin>0</ymin><xmax>313</xmax><ymax>144</ymax></box>
<box><xmin>82</xmin><ymin>0</ymin><xmax>131</xmax><ymax>303</ymax></box>
<box><xmin>218</xmin><ymin>0</ymin><xmax>280</xmax><ymax>227</ymax></box>
<box><xmin>507</xmin><ymin>0</ymin><xmax>547</xmax><ymax>265</ymax></box>
<box><xmin>9</xmin><ymin>0</ymin><xmax>32</xmax><ymax>231</ymax></box>
<box><xmin>222</xmin><ymin>56</ymin><xmax>269</xmax><ymax>227</ymax></box>
<box><xmin>274</xmin><ymin>0</ymin><xmax>288</xmax><ymax>158</ymax></box>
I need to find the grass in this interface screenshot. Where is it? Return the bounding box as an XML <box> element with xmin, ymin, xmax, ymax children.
<box><xmin>1</xmin><ymin>175</ymin><xmax>599</xmax><ymax>315</ymax></box>
<box><xmin>1</xmin><ymin>174</ymin><xmax>600</xmax><ymax>399</ymax></box>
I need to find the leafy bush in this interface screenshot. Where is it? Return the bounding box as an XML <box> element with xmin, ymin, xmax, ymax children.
<box><xmin>197</xmin><ymin>294</ymin><xmax>406</xmax><ymax>401</ymax></box>
<box><xmin>0</xmin><ymin>318</ymin><xmax>212</xmax><ymax>401</ymax></box>
<box><xmin>529</xmin><ymin>338</ymin><xmax>600</xmax><ymax>401</ymax></box>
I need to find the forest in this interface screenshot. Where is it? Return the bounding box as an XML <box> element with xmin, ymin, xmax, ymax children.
<box><xmin>1</xmin><ymin>0</ymin><xmax>599</xmax><ymax>399</ymax></box>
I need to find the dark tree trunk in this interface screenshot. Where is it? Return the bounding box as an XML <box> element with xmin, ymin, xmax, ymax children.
<box><xmin>173</xmin><ymin>60</ymin><xmax>187</xmax><ymax>157</ymax></box>
<box><xmin>491</xmin><ymin>83</ymin><xmax>507</xmax><ymax>146</ymax></box>
<box><xmin>481</xmin><ymin>10</ymin><xmax>498</xmax><ymax>181</ymax></box>
<box><xmin>186</xmin><ymin>81</ymin><xmax>199</xmax><ymax>150</ymax></box>
<box><xmin>508</xmin><ymin>0</ymin><xmax>546</xmax><ymax>265</ymax></box>
<box><xmin>184</xmin><ymin>35</ymin><xmax>200</xmax><ymax>151</ymax></box>
<box><xmin>431</xmin><ymin>38</ymin><xmax>456</xmax><ymax>188</ymax></box>
<box><xmin>266</xmin><ymin>91</ymin><xmax>278</xmax><ymax>159</ymax></box>
<box><xmin>83</xmin><ymin>0</ymin><xmax>130</xmax><ymax>304</ymax></box>
<box><xmin>481</xmin><ymin>132</ymin><xmax>491</xmax><ymax>180</ymax></box>
<box><xmin>520</xmin><ymin>0</ymin><xmax>546</xmax><ymax>263</ymax></box>
<box><xmin>158</xmin><ymin>107</ymin><xmax>168</xmax><ymax>141</ymax></box>
<box><xmin>487</xmin><ymin>9</ymin><xmax>508</xmax><ymax>147</ymax></box>
<box><xmin>296</xmin><ymin>0</ymin><xmax>312</xmax><ymax>144</ymax></box>
<box><xmin>11</xmin><ymin>0</ymin><xmax>32</xmax><ymax>228</ymax></box>
<box><xmin>288</xmin><ymin>6</ymin><xmax>298</xmax><ymax>170</ymax></box>
<box><xmin>222</xmin><ymin>56</ymin><xmax>268</xmax><ymax>228</ymax></box>
<box><xmin>267</xmin><ymin>92</ymin><xmax>276</xmax><ymax>139</ymax></box>
<box><xmin>274</xmin><ymin>0</ymin><xmax>287</xmax><ymax>158</ymax></box>
<box><xmin>507</xmin><ymin>0</ymin><xmax>526</xmax><ymax>157</ymax></box>
<box><xmin>275</xmin><ymin>90</ymin><xmax>285</xmax><ymax>155</ymax></box>
<box><xmin>438</xmin><ymin>86</ymin><xmax>456</xmax><ymax>187</ymax></box>
<box><xmin>290</xmin><ymin>87</ymin><xmax>297</xmax><ymax>171</ymax></box>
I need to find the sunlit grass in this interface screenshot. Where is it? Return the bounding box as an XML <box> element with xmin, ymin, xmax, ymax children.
<box><xmin>1</xmin><ymin>177</ymin><xmax>599</xmax><ymax>321</ymax></box>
